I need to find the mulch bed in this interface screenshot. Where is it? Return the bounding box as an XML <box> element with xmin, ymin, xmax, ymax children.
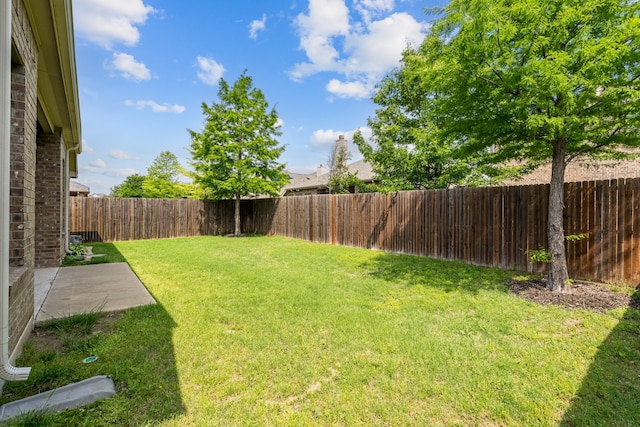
<box><xmin>508</xmin><ymin>279</ymin><xmax>640</xmax><ymax>313</ymax></box>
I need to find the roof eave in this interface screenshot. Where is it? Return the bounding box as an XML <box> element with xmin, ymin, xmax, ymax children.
<box><xmin>25</xmin><ymin>0</ymin><xmax>82</xmax><ymax>175</ymax></box>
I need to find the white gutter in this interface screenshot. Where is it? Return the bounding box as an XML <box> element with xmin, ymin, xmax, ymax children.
<box><xmin>0</xmin><ymin>0</ymin><xmax>31</xmax><ymax>381</ymax></box>
<box><xmin>64</xmin><ymin>142</ymin><xmax>80</xmax><ymax>254</ymax></box>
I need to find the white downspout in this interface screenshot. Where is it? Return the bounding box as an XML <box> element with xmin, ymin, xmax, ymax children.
<box><xmin>64</xmin><ymin>142</ymin><xmax>80</xmax><ymax>254</ymax></box>
<box><xmin>0</xmin><ymin>0</ymin><xmax>30</xmax><ymax>381</ymax></box>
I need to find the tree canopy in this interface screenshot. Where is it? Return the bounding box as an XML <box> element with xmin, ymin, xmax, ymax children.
<box><xmin>189</xmin><ymin>72</ymin><xmax>289</xmax><ymax>235</ymax></box>
<box><xmin>354</xmin><ymin>75</ymin><xmax>502</xmax><ymax>190</ymax></box>
<box><xmin>143</xmin><ymin>151</ymin><xmax>188</xmax><ymax>198</ymax></box>
<box><xmin>110</xmin><ymin>151</ymin><xmax>199</xmax><ymax>199</ymax></box>
<box><xmin>110</xmin><ymin>174</ymin><xmax>147</xmax><ymax>198</ymax></box>
<box><xmin>360</xmin><ymin>0</ymin><xmax>640</xmax><ymax>291</ymax></box>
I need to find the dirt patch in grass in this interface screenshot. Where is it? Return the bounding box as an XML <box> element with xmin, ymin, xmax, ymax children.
<box><xmin>509</xmin><ymin>279</ymin><xmax>640</xmax><ymax>313</ymax></box>
<box><xmin>32</xmin><ymin>311</ymin><xmax>124</xmax><ymax>353</ymax></box>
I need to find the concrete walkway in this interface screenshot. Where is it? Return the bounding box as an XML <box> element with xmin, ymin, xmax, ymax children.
<box><xmin>35</xmin><ymin>262</ymin><xmax>156</xmax><ymax>323</ymax></box>
<box><xmin>0</xmin><ymin>263</ymin><xmax>157</xmax><ymax>421</ymax></box>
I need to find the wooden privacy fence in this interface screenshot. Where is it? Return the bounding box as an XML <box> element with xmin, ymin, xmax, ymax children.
<box><xmin>70</xmin><ymin>178</ymin><xmax>640</xmax><ymax>284</ymax></box>
<box><xmin>69</xmin><ymin>197</ymin><xmax>237</xmax><ymax>242</ymax></box>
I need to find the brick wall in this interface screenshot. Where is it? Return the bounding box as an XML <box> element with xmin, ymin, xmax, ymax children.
<box><xmin>8</xmin><ymin>269</ymin><xmax>33</xmax><ymax>353</ymax></box>
<box><xmin>10</xmin><ymin>0</ymin><xmax>37</xmax><ymax>269</ymax></box>
<box><xmin>8</xmin><ymin>0</ymin><xmax>39</xmax><ymax>357</ymax></box>
<box><xmin>35</xmin><ymin>133</ymin><xmax>65</xmax><ymax>267</ymax></box>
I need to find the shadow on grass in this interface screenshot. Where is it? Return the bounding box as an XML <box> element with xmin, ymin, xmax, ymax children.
<box><xmin>3</xmin><ymin>239</ymin><xmax>186</xmax><ymax>427</ymax></box>
<box><xmin>360</xmin><ymin>251</ymin><xmax>513</xmax><ymax>295</ymax></box>
<box><xmin>560</xmin><ymin>292</ymin><xmax>640</xmax><ymax>426</ymax></box>
<box><xmin>1</xmin><ymin>303</ymin><xmax>185</xmax><ymax>426</ymax></box>
<box><xmin>101</xmin><ymin>303</ymin><xmax>185</xmax><ymax>425</ymax></box>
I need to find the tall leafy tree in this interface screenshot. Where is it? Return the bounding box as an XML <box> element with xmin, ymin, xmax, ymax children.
<box><xmin>143</xmin><ymin>151</ymin><xmax>186</xmax><ymax>198</ymax></box>
<box><xmin>147</xmin><ymin>151</ymin><xmax>182</xmax><ymax>182</ymax></box>
<box><xmin>110</xmin><ymin>174</ymin><xmax>147</xmax><ymax>198</ymax></box>
<box><xmin>354</xmin><ymin>79</ymin><xmax>501</xmax><ymax>190</ymax></box>
<box><xmin>189</xmin><ymin>72</ymin><xmax>289</xmax><ymax>236</ymax></box>
<box><xmin>364</xmin><ymin>0</ymin><xmax>640</xmax><ymax>291</ymax></box>
<box><xmin>110</xmin><ymin>151</ymin><xmax>199</xmax><ymax>199</ymax></box>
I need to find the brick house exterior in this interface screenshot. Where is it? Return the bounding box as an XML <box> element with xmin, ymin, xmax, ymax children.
<box><xmin>69</xmin><ymin>180</ymin><xmax>90</xmax><ymax>197</ymax></box>
<box><xmin>283</xmin><ymin>137</ymin><xmax>376</xmax><ymax>196</ymax></box>
<box><xmin>283</xmin><ymin>159</ymin><xmax>375</xmax><ymax>196</ymax></box>
<box><xmin>503</xmin><ymin>157</ymin><xmax>640</xmax><ymax>186</ymax></box>
<box><xmin>4</xmin><ymin>0</ymin><xmax>81</xmax><ymax>366</ymax></box>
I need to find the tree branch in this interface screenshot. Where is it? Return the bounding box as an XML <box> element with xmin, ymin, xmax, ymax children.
<box><xmin>565</xmin><ymin>127</ymin><xmax>623</xmax><ymax>163</ymax></box>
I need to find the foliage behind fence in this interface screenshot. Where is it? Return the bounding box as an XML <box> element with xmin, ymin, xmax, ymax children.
<box><xmin>70</xmin><ymin>178</ymin><xmax>640</xmax><ymax>284</ymax></box>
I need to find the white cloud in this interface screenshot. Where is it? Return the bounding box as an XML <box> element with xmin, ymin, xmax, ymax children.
<box><xmin>80</xmin><ymin>162</ymin><xmax>138</xmax><ymax>178</ymax></box>
<box><xmin>355</xmin><ymin>0</ymin><xmax>395</xmax><ymax>23</ymax></box>
<box><xmin>125</xmin><ymin>100</ymin><xmax>186</xmax><ymax>113</ymax></box>
<box><xmin>308</xmin><ymin>127</ymin><xmax>372</xmax><ymax>153</ymax></box>
<box><xmin>74</xmin><ymin>0</ymin><xmax>156</xmax><ymax>49</ymax></box>
<box><xmin>356</xmin><ymin>126</ymin><xmax>373</xmax><ymax>140</ymax></box>
<box><xmin>290</xmin><ymin>0</ymin><xmax>350</xmax><ymax>81</ymax></box>
<box><xmin>80</xmin><ymin>157</ymin><xmax>139</xmax><ymax>188</ymax></box>
<box><xmin>89</xmin><ymin>159</ymin><xmax>107</xmax><ymax>169</ymax></box>
<box><xmin>344</xmin><ymin>13</ymin><xmax>425</xmax><ymax>76</ymax></box>
<box><xmin>81</xmin><ymin>140</ymin><xmax>94</xmax><ymax>154</ymax></box>
<box><xmin>309</xmin><ymin>129</ymin><xmax>344</xmax><ymax>150</ymax></box>
<box><xmin>275</xmin><ymin>118</ymin><xmax>285</xmax><ymax>128</ymax></box>
<box><xmin>111</xmin><ymin>53</ymin><xmax>151</xmax><ymax>81</ymax></box>
<box><xmin>290</xmin><ymin>1</ymin><xmax>427</xmax><ymax>98</ymax></box>
<box><xmin>249</xmin><ymin>14</ymin><xmax>267</xmax><ymax>39</ymax></box>
<box><xmin>326</xmin><ymin>79</ymin><xmax>371</xmax><ymax>99</ymax></box>
<box><xmin>196</xmin><ymin>56</ymin><xmax>226</xmax><ymax>86</ymax></box>
<box><xmin>110</xmin><ymin>149</ymin><xmax>131</xmax><ymax>160</ymax></box>
<box><xmin>358</xmin><ymin>0</ymin><xmax>394</xmax><ymax>10</ymax></box>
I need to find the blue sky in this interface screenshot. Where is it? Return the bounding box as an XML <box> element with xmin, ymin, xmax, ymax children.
<box><xmin>73</xmin><ymin>0</ymin><xmax>444</xmax><ymax>194</ymax></box>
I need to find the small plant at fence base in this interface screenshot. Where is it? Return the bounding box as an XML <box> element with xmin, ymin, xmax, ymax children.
<box><xmin>65</xmin><ymin>244</ymin><xmax>90</xmax><ymax>263</ymax></box>
<box><xmin>565</xmin><ymin>233</ymin><xmax>589</xmax><ymax>242</ymax></box>
<box><xmin>525</xmin><ymin>233</ymin><xmax>589</xmax><ymax>265</ymax></box>
<box><xmin>525</xmin><ymin>247</ymin><xmax>553</xmax><ymax>264</ymax></box>
<box><xmin>69</xmin><ymin>244</ymin><xmax>88</xmax><ymax>256</ymax></box>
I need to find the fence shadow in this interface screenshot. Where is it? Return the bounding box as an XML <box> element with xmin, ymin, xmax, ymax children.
<box><xmin>360</xmin><ymin>251</ymin><xmax>512</xmax><ymax>295</ymax></box>
<box><xmin>560</xmin><ymin>292</ymin><xmax>640</xmax><ymax>426</ymax></box>
<box><xmin>0</xmin><ymin>304</ymin><xmax>185</xmax><ymax>424</ymax></box>
<box><xmin>367</xmin><ymin>192</ymin><xmax>398</xmax><ymax>251</ymax></box>
<box><xmin>105</xmin><ymin>302</ymin><xmax>186</xmax><ymax>425</ymax></box>
<box><xmin>242</xmin><ymin>198</ymin><xmax>278</xmax><ymax>235</ymax></box>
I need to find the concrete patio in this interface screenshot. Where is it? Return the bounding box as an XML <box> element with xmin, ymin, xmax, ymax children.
<box><xmin>34</xmin><ymin>262</ymin><xmax>156</xmax><ymax>323</ymax></box>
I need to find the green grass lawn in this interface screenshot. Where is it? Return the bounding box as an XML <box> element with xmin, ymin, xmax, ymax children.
<box><xmin>3</xmin><ymin>236</ymin><xmax>639</xmax><ymax>426</ymax></box>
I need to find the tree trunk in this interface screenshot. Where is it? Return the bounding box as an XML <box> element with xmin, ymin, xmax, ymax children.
<box><xmin>547</xmin><ymin>139</ymin><xmax>569</xmax><ymax>292</ymax></box>
<box><xmin>234</xmin><ymin>192</ymin><xmax>241</xmax><ymax>237</ymax></box>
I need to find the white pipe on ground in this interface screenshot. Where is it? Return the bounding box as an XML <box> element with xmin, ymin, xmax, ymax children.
<box><xmin>0</xmin><ymin>0</ymin><xmax>31</xmax><ymax>381</ymax></box>
<box><xmin>64</xmin><ymin>142</ymin><xmax>81</xmax><ymax>254</ymax></box>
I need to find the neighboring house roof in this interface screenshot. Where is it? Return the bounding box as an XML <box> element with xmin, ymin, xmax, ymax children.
<box><xmin>346</xmin><ymin>159</ymin><xmax>375</xmax><ymax>181</ymax></box>
<box><xmin>282</xmin><ymin>158</ymin><xmax>375</xmax><ymax>194</ymax></box>
<box><xmin>69</xmin><ymin>180</ymin><xmax>90</xmax><ymax>195</ymax></box>
<box><xmin>503</xmin><ymin>157</ymin><xmax>640</xmax><ymax>186</ymax></box>
<box><xmin>24</xmin><ymin>0</ymin><xmax>82</xmax><ymax>176</ymax></box>
<box><xmin>285</xmin><ymin>170</ymin><xmax>328</xmax><ymax>193</ymax></box>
